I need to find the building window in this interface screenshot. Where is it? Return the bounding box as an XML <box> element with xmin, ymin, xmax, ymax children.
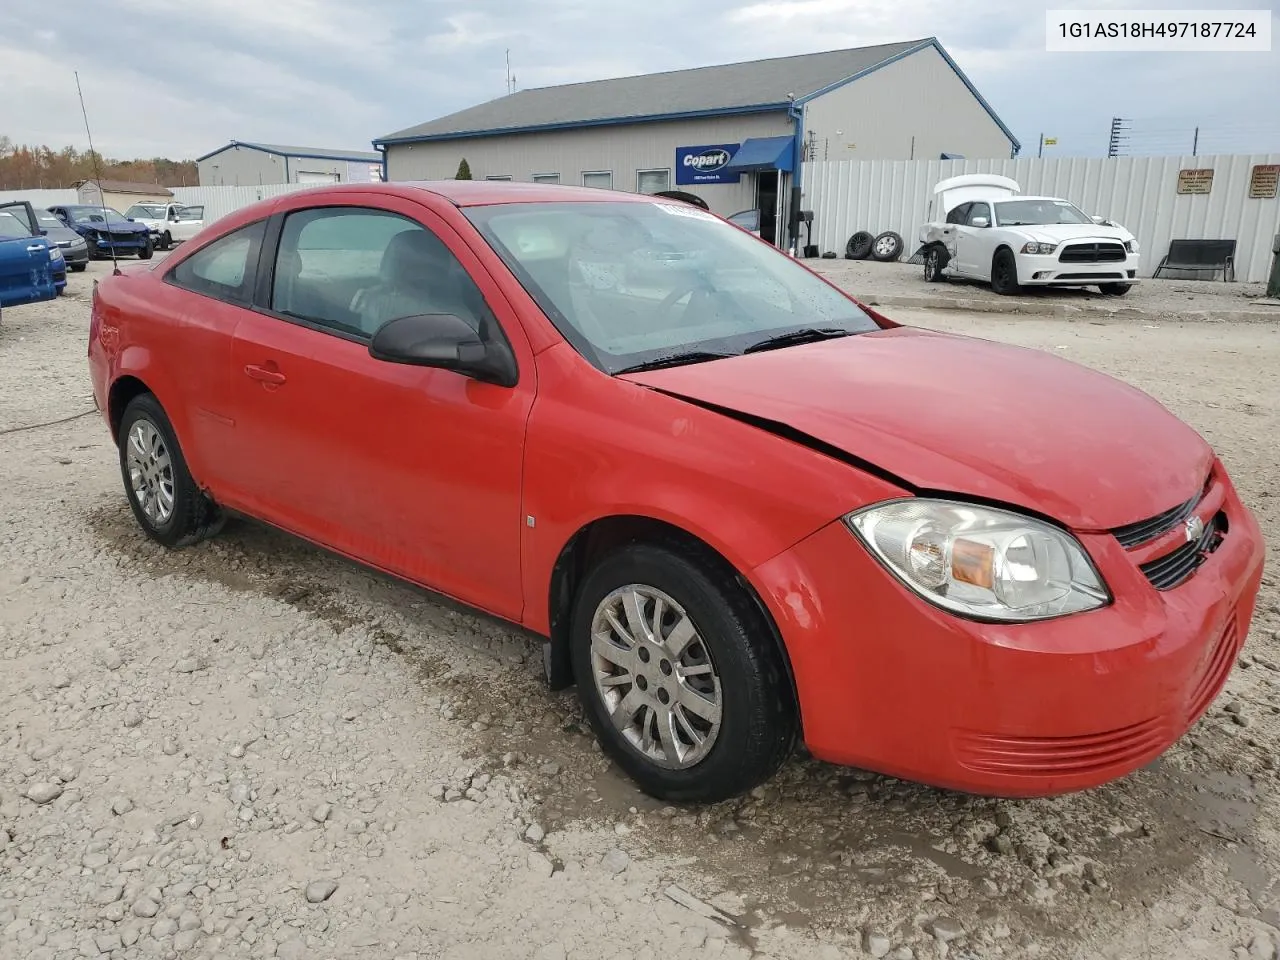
<box><xmin>636</xmin><ymin>169</ymin><xmax>670</xmax><ymax>195</ymax></box>
<box><xmin>532</xmin><ymin>173</ymin><xmax>560</xmax><ymax>184</ymax></box>
<box><xmin>486</xmin><ymin>175</ymin><xmax>513</xmax><ymax>181</ymax></box>
<box><xmin>582</xmin><ymin>171</ymin><xmax>613</xmax><ymax>191</ymax></box>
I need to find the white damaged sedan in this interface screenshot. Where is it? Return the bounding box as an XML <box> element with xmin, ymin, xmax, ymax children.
<box><xmin>918</xmin><ymin>174</ymin><xmax>1140</xmax><ymax>296</ymax></box>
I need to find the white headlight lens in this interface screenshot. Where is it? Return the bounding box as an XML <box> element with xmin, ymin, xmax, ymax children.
<box><xmin>846</xmin><ymin>500</ymin><xmax>1108</xmax><ymax>621</ymax></box>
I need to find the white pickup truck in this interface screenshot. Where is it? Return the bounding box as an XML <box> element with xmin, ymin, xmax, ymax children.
<box><xmin>123</xmin><ymin>202</ymin><xmax>205</xmax><ymax>250</ymax></box>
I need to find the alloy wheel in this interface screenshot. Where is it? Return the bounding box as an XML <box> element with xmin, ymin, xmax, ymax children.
<box><xmin>589</xmin><ymin>584</ymin><xmax>723</xmax><ymax>770</ymax></box>
<box><xmin>126</xmin><ymin>419</ymin><xmax>175</xmax><ymax>525</ymax></box>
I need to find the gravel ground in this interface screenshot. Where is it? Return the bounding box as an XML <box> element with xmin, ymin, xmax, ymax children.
<box><xmin>1</xmin><ymin>260</ymin><xmax>1278</xmax><ymax>960</ymax></box>
<box><xmin>807</xmin><ymin>258</ymin><xmax>1277</xmax><ymax>319</ymax></box>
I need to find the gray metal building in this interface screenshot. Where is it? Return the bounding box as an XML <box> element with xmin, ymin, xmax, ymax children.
<box><xmin>197</xmin><ymin>141</ymin><xmax>383</xmax><ymax>187</ymax></box>
<box><xmin>374</xmin><ymin>38</ymin><xmax>1020</xmax><ymax>249</ymax></box>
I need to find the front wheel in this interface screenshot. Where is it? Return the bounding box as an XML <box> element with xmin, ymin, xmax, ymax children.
<box><xmin>138</xmin><ymin>237</ymin><xmax>154</xmax><ymax>260</ymax></box>
<box><xmin>118</xmin><ymin>394</ymin><xmax>224</xmax><ymax>548</ymax></box>
<box><xmin>570</xmin><ymin>543</ymin><xmax>797</xmax><ymax>803</ymax></box>
<box><xmin>1099</xmin><ymin>283</ymin><xmax>1132</xmax><ymax>296</ymax></box>
<box><xmin>69</xmin><ymin>263</ymin><xmax>87</xmax><ymax>273</ymax></box>
<box><xmin>991</xmin><ymin>248</ymin><xmax>1021</xmax><ymax>295</ymax></box>
<box><xmin>924</xmin><ymin>245</ymin><xmax>949</xmax><ymax>282</ymax></box>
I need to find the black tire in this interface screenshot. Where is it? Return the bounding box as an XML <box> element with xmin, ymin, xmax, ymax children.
<box><xmin>69</xmin><ymin>263</ymin><xmax>87</xmax><ymax>273</ymax></box>
<box><xmin>844</xmin><ymin>231</ymin><xmax>874</xmax><ymax>260</ymax></box>
<box><xmin>923</xmin><ymin>244</ymin><xmax>949</xmax><ymax>282</ymax></box>
<box><xmin>991</xmin><ymin>248</ymin><xmax>1020</xmax><ymax>295</ymax></box>
<box><xmin>570</xmin><ymin>542</ymin><xmax>797</xmax><ymax>803</ymax></box>
<box><xmin>160</xmin><ymin>231</ymin><xmax>172</xmax><ymax>250</ymax></box>
<box><xmin>118</xmin><ymin>394</ymin><xmax>224</xmax><ymax>548</ymax></box>
<box><xmin>1099</xmin><ymin>283</ymin><xmax>1132</xmax><ymax>296</ymax></box>
<box><xmin>870</xmin><ymin>230</ymin><xmax>904</xmax><ymax>262</ymax></box>
<box><xmin>138</xmin><ymin>237</ymin><xmax>154</xmax><ymax>260</ymax></box>
<box><xmin>85</xmin><ymin>238</ymin><xmax>101</xmax><ymax>260</ymax></box>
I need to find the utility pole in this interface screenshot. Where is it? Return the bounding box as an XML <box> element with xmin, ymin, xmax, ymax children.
<box><xmin>1192</xmin><ymin>127</ymin><xmax>1199</xmax><ymax>156</ymax></box>
<box><xmin>1107</xmin><ymin>117</ymin><xmax>1130</xmax><ymax>158</ymax></box>
<box><xmin>505</xmin><ymin>50</ymin><xmax>512</xmax><ymax>95</ymax></box>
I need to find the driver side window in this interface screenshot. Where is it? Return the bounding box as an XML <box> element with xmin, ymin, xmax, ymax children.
<box><xmin>270</xmin><ymin>207</ymin><xmax>495</xmax><ymax>342</ymax></box>
<box><xmin>945</xmin><ymin>203</ymin><xmax>970</xmax><ymax>225</ymax></box>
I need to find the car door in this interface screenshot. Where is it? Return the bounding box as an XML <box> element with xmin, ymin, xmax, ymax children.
<box><xmin>0</xmin><ymin>202</ymin><xmax>56</xmax><ymax>307</ymax></box>
<box><xmin>223</xmin><ymin>195</ymin><xmax>535</xmax><ymax>621</ymax></box>
<box><xmin>956</xmin><ymin>201</ymin><xmax>995</xmax><ymax>278</ymax></box>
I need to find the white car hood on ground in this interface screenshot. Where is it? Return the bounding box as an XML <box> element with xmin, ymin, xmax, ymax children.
<box><xmin>1007</xmin><ymin>222</ymin><xmax>1134</xmax><ymax>244</ymax></box>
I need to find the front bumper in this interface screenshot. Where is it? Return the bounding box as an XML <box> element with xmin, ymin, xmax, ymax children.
<box><xmin>753</xmin><ymin>461</ymin><xmax>1265</xmax><ymax>797</ymax></box>
<box><xmin>1016</xmin><ymin>250</ymin><xmax>1141</xmax><ymax>286</ymax></box>
<box><xmin>59</xmin><ymin>245</ymin><xmax>89</xmax><ymax>267</ymax></box>
<box><xmin>86</xmin><ymin>235</ymin><xmax>147</xmax><ymax>256</ymax></box>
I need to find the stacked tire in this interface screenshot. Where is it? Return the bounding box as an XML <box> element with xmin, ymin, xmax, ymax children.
<box><xmin>845</xmin><ymin>230</ymin><xmax>904</xmax><ymax>262</ymax></box>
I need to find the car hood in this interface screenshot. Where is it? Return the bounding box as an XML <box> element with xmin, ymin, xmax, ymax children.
<box><xmin>1005</xmin><ymin>223</ymin><xmax>1133</xmax><ymax>243</ymax></box>
<box><xmin>620</xmin><ymin>327</ymin><xmax>1212</xmax><ymax>531</ymax></box>
<box><xmin>75</xmin><ymin>220</ymin><xmax>148</xmax><ymax>234</ymax></box>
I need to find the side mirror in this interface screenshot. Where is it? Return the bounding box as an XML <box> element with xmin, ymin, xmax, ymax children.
<box><xmin>970</xmin><ymin>216</ymin><xmax>990</xmax><ymax>228</ymax></box>
<box><xmin>369</xmin><ymin>313</ymin><xmax>516</xmax><ymax>387</ymax></box>
<box><xmin>38</xmin><ymin>228</ymin><xmax>48</xmax><ymax>236</ymax></box>
<box><xmin>1091</xmin><ymin>215</ymin><xmax>1105</xmax><ymax>224</ymax></box>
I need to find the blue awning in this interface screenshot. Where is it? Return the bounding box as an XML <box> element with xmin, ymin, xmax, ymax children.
<box><xmin>722</xmin><ymin>136</ymin><xmax>795</xmax><ymax>174</ymax></box>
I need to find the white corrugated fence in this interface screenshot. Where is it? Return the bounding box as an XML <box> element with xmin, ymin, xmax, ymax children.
<box><xmin>804</xmin><ymin>154</ymin><xmax>1280</xmax><ymax>283</ymax></box>
<box><xmin>0</xmin><ymin>183</ymin><xmax>320</xmax><ymax>225</ymax></box>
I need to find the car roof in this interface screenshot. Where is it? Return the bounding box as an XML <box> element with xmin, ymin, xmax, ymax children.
<box><xmin>276</xmin><ymin>180</ymin><xmax>663</xmax><ymax>208</ymax></box>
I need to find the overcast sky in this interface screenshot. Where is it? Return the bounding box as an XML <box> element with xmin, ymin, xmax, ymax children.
<box><xmin>2</xmin><ymin>0</ymin><xmax>1276</xmax><ymax>161</ymax></box>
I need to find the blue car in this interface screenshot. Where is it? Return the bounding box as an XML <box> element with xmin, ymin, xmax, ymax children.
<box><xmin>47</xmin><ymin>203</ymin><xmax>154</xmax><ymax>260</ymax></box>
<box><xmin>0</xmin><ymin>200</ymin><xmax>64</xmax><ymax>315</ymax></box>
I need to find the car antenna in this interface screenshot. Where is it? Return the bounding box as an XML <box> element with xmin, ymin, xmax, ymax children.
<box><xmin>75</xmin><ymin>70</ymin><xmax>120</xmax><ymax>277</ymax></box>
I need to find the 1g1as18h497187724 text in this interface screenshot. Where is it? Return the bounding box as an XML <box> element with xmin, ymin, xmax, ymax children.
<box><xmin>1046</xmin><ymin>9</ymin><xmax>1271</xmax><ymax>51</ymax></box>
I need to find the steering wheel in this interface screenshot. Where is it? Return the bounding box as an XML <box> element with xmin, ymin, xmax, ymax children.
<box><xmin>655</xmin><ymin>279</ymin><xmax>715</xmax><ymax>322</ymax></box>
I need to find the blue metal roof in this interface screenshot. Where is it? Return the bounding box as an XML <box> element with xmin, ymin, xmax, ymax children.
<box><xmin>723</xmin><ymin>137</ymin><xmax>795</xmax><ymax>174</ymax></box>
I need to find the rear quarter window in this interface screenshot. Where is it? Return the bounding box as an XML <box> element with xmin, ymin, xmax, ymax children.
<box><xmin>165</xmin><ymin>220</ymin><xmax>266</xmax><ymax>304</ymax></box>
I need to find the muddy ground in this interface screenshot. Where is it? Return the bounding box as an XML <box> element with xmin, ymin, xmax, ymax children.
<box><xmin>1</xmin><ymin>261</ymin><xmax>1278</xmax><ymax>960</ymax></box>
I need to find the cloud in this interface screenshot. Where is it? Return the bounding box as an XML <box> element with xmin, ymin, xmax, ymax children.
<box><xmin>0</xmin><ymin>0</ymin><xmax>1275</xmax><ymax>161</ymax></box>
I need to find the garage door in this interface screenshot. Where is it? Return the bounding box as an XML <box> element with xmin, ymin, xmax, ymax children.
<box><xmin>296</xmin><ymin>171</ymin><xmax>340</xmax><ymax>184</ymax></box>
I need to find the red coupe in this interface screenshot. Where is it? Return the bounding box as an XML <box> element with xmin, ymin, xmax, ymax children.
<box><xmin>88</xmin><ymin>182</ymin><xmax>1265</xmax><ymax>802</ymax></box>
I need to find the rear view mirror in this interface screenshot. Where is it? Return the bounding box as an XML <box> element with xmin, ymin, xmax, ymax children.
<box><xmin>369</xmin><ymin>313</ymin><xmax>517</xmax><ymax>387</ymax></box>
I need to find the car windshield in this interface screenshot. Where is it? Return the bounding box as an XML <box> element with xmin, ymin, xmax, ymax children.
<box><xmin>176</xmin><ymin>205</ymin><xmax>203</xmax><ymax>220</ymax></box>
<box><xmin>464</xmin><ymin>200</ymin><xmax>878</xmax><ymax>373</ymax></box>
<box><xmin>994</xmin><ymin>199</ymin><xmax>1093</xmax><ymax>226</ymax></box>
<box><xmin>126</xmin><ymin>205</ymin><xmax>166</xmax><ymax>218</ymax></box>
<box><xmin>69</xmin><ymin>207</ymin><xmax>130</xmax><ymax>225</ymax></box>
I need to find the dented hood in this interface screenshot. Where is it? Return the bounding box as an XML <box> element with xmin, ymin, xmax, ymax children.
<box><xmin>620</xmin><ymin>327</ymin><xmax>1213</xmax><ymax>531</ymax></box>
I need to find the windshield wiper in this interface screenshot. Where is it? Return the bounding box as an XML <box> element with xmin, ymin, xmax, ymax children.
<box><xmin>615</xmin><ymin>350</ymin><xmax>734</xmax><ymax>374</ymax></box>
<box><xmin>743</xmin><ymin>327</ymin><xmax>854</xmax><ymax>354</ymax></box>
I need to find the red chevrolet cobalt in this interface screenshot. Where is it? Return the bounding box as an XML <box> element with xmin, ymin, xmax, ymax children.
<box><xmin>88</xmin><ymin>182</ymin><xmax>1265</xmax><ymax>802</ymax></box>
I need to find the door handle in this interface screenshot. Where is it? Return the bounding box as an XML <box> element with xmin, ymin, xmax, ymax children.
<box><xmin>244</xmin><ymin>363</ymin><xmax>287</xmax><ymax>385</ymax></box>
<box><xmin>27</xmin><ymin>244</ymin><xmax>45</xmax><ymax>252</ymax></box>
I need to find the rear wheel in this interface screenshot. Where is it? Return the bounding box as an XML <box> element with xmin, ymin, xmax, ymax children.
<box><xmin>1099</xmin><ymin>283</ymin><xmax>1133</xmax><ymax>296</ymax></box>
<box><xmin>570</xmin><ymin>543</ymin><xmax>797</xmax><ymax>803</ymax></box>
<box><xmin>118</xmin><ymin>394</ymin><xmax>224</xmax><ymax>548</ymax></box>
<box><xmin>991</xmin><ymin>248</ymin><xmax>1020</xmax><ymax>295</ymax></box>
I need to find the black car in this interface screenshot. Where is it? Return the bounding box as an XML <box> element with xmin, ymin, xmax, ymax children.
<box><xmin>34</xmin><ymin>208</ymin><xmax>89</xmax><ymax>273</ymax></box>
<box><xmin>46</xmin><ymin>204</ymin><xmax>153</xmax><ymax>260</ymax></box>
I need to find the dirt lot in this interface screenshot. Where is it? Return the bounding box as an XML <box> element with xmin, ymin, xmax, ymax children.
<box><xmin>807</xmin><ymin>258</ymin><xmax>1277</xmax><ymax>321</ymax></box>
<box><xmin>1</xmin><ymin>259</ymin><xmax>1278</xmax><ymax>960</ymax></box>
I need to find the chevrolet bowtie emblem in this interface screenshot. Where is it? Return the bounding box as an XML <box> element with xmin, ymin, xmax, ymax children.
<box><xmin>1185</xmin><ymin>514</ymin><xmax>1205</xmax><ymax>543</ymax></box>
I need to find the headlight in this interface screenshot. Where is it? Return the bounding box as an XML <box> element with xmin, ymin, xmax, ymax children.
<box><xmin>1021</xmin><ymin>242</ymin><xmax>1057</xmax><ymax>255</ymax></box>
<box><xmin>846</xmin><ymin>499</ymin><xmax>1108</xmax><ymax>622</ymax></box>
<box><xmin>1124</xmin><ymin>240</ymin><xmax>1138</xmax><ymax>254</ymax></box>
